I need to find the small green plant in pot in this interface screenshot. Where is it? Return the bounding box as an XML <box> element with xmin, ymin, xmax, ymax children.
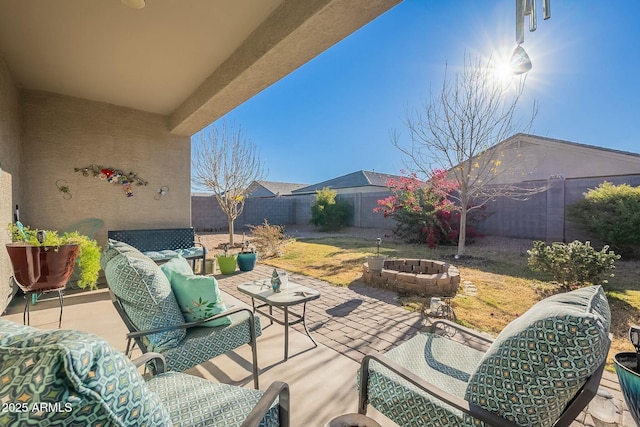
<box><xmin>217</xmin><ymin>243</ymin><xmax>237</xmax><ymax>275</ymax></box>
<box><xmin>237</xmin><ymin>241</ymin><xmax>258</xmax><ymax>272</ymax></box>
<box><xmin>7</xmin><ymin>222</ymin><xmax>101</xmax><ymax>290</ymax></box>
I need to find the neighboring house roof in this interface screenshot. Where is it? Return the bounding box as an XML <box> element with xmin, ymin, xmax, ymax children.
<box><xmin>292</xmin><ymin>170</ymin><xmax>399</xmax><ymax>194</ymax></box>
<box><xmin>460</xmin><ymin>133</ymin><xmax>640</xmax><ymax>185</ymax></box>
<box><xmin>246</xmin><ymin>180</ymin><xmax>308</xmax><ymax>198</ymax></box>
<box><xmin>505</xmin><ymin>133</ymin><xmax>640</xmax><ymax>159</ymax></box>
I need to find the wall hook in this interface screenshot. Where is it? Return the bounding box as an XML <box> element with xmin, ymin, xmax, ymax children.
<box><xmin>155</xmin><ymin>186</ymin><xmax>169</xmax><ymax>200</ymax></box>
<box><xmin>56</xmin><ymin>179</ymin><xmax>72</xmax><ymax>200</ymax></box>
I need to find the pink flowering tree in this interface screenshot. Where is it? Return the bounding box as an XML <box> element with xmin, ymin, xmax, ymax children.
<box><xmin>375</xmin><ymin>169</ymin><xmax>483</xmax><ymax>248</ymax></box>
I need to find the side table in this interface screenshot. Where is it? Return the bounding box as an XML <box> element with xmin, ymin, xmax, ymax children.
<box><xmin>238</xmin><ymin>280</ymin><xmax>320</xmax><ymax>360</ymax></box>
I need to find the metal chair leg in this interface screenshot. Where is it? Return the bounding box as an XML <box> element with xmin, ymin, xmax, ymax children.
<box><xmin>23</xmin><ymin>293</ymin><xmax>31</xmax><ymax>326</ymax></box>
<box><xmin>57</xmin><ymin>290</ymin><xmax>64</xmax><ymax>328</ymax></box>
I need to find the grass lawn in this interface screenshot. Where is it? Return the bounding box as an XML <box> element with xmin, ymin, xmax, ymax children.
<box><xmin>261</xmin><ymin>235</ymin><xmax>640</xmax><ymax>369</ymax></box>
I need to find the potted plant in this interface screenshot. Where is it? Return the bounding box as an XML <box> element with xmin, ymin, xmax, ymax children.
<box><xmin>367</xmin><ymin>238</ymin><xmax>386</xmax><ymax>272</ymax></box>
<box><xmin>6</xmin><ymin>223</ymin><xmax>101</xmax><ymax>291</ymax></box>
<box><xmin>614</xmin><ymin>326</ymin><xmax>640</xmax><ymax>425</ymax></box>
<box><xmin>216</xmin><ymin>243</ymin><xmax>237</xmax><ymax>275</ymax></box>
<box><xmin>237</xmin><ymin>241</ymin><xmax>258</xmax><ymax>272</ymax></box>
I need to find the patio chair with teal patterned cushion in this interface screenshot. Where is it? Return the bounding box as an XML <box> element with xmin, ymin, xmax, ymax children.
<box><xmin>101</xmin><ymin>239</ymin><xmax>261</xmax><ymax>388</ymax></box>
<box><xmin>0</xmin><ymin>319</ymin><xmax>289</xmax><ymax>427</ymax></box>
<box><xmin>358</xmin><ymin>285</ymin><xmax>611</xmax><ymax>427</ymax></box>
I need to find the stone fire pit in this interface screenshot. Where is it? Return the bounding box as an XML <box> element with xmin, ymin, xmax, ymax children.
<box><xmin>362</xmin><ymin>259</ymin><xmax>460</xmax><ymax>297</ymax></box>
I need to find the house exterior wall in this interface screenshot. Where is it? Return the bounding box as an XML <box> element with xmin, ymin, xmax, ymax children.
<box><xmin>480</xmin><ymin>135</ymin><xmax>640</xmax><ymax>185</ymax></box>
<box><xmin>19</xmin><ymin>91</ymin><xmax>191</xmax><ymax>247</ymax></box>
<box><xmin>0</xmin><ymin>57</ymin><xmax>22</xmax><ymax>312</ymax></box>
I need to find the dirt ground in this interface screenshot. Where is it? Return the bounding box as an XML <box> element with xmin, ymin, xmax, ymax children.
<box><xmin>196</xmin><ymin>224</ymin><xmax>533</xmax><ymax>256</ymax></box>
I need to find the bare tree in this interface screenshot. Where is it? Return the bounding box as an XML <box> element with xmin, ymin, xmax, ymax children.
<box><xmin>192</xmin><ymin>121</ymin><xmax>266</xmax><ymax>245</ymax></box>
<box><xmin>393</xmin><ymin>55</ymin><xmax>546</xmax><ymax>256</ymax></box>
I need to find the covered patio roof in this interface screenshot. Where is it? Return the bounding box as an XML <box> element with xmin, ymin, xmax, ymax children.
<box><xmin>0</xmin><ymin>0</ymin><xmax>401</xmax><ymax>136</ymax></box>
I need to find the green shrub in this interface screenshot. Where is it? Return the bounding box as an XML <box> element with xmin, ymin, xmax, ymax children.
<box><xmin>310</xmin><ymin>187</ymin><xmax>351</xmax><ymax>231</ymax></box>
<box><xmin>527</xmin><ymin>240</ymin><xmax>620</xmax><ymax>289</ymax></box>
<box><xmin>567</xmin><ymin>181</ymin><xmax>640</xmax><ymax>257</ymax></box>
<box><xmin>248</xmin><ymin>219</ymin><xmax>288</xmax><ymax>258</ymax></box>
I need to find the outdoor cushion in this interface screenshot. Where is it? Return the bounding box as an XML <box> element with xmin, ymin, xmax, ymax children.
<box><xmin>0</xmin><ymin>319</ymin><xmax>171</xmax><ymax>426</ymax></box>
<box><xmin>100</xmin><ymin>238</ymin><xmax>140</xmax><ymax>269</ymax></box>
<box><xmin>161</xmin><ymin>255</ymin><xmax>231</xmax><ymax>327</ymax></box>
<box><xmin>145</xmin><ymin>249</ymin><xmax>181</xmax><ymax>261</ymax></box>
<box><xmin>144</xmin><ymin>247</ymin><xmax>205</xmax><ymax>262</ymax></box>
<box><xmin>146</xmin><ymin>371</ymin><xmax>279</xmax><ymax>427</ymax></box>
<box><xmin>103</xmin><ymin>243</ymin><xmax>186</xmax><ymax>352</ymax></box>
<box><xmin>160</xmin><ymin>293</ymin><xmax>261</xmax><ymax>372</ymax></box>
<box><xmin>365</xmin><ymin>333</ymin><xmax>485</xmax><ymax>426</ymax></box>
<box><xmin>160</xmin><ymin>253</ymin><xmax>195</xmax><ymax>280</ymax></box>
<box><xmin>0</xmin><ymin>319</ymin><xmax>42</xmax><ymax>345</ymax></box>
<box><xmin>464</xmin><ymin>285</ymin><xmax>611</xmax><ymax>427</ymax></box>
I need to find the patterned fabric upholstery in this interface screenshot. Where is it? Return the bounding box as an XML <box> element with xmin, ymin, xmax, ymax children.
<box><xmin>364</xmin><ymin>285</ymin><xmax>611</xmax><ymax>427</ymax></box>
<box><xmin>144</xmin><ymin>247</ymin><xmax>205</xmax><ymax>262</ymax></box>
<box><xmin>100</xmin><ymin>239</ymin><xmax>140</xmax><ymax>269</ymax></box>
<box><xmin>104</xmin><ymin>241</ymin><xmax>261</xmax><ymax>375</ymax></box>
<box><xmin>465</xmin><ymin>285</ymin><xmax>610</xmax><ymax>427</ymax></box>
<box><xmin>0</xmin><ymin>319</ymin><xmax>171</xmax><ymax>426</ymax></box>
<box><xmin>147</xmin><ymin>371</ymin><xmax>279</xmax><ymax>427</ymax></box>
<box><xmin>103</xmin><ymin>241</ymin><xmax>186</xmax><ymax>352</ymax></box>
<box><xmin>161</xmin><ymin>293</ymin><xmax>262</xmax><ymax>372</ymax></box>
<box><xmin>365</xmin><ymin>334</ymin><xmax>485</xmax><ymax>427</ymax></box>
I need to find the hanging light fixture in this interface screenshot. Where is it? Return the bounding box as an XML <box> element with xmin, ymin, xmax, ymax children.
<box><xmin>511</xmin><ymin>0</ymin><xmax>550</xmax><ymax>74</ymax></box>
<box><xmin>121</xmin><ymin>0</ymin><xmax>145</xmax><ymax>9</ymax></box>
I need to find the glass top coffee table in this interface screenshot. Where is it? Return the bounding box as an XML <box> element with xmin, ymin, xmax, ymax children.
<box><xmin>238</xmin><ymin>280</ymin><xmax>320</xmax><ymax>360</ymax></box>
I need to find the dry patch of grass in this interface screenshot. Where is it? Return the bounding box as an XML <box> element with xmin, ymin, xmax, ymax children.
<box><xmin>261</xmin><ymin>236</ymin><xmax>640</xmax><ymax>369</ymax></box>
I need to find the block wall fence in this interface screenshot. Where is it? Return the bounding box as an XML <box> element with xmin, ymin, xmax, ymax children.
<box><xmin>192</xmin><ymin>174</ymin><xmax>640</xmax><ymax>243</ymax></box>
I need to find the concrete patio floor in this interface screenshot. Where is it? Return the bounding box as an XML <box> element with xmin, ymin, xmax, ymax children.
<box><xmin>2</xmin><ymin>264</ymin><xmax>634</xmax><ymax>427</ymax></box>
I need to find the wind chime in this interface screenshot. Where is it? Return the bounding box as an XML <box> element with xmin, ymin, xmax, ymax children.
<box><xmin>511</xmin><ymin>0</ymin><xmax>551</xmax><ymax>74</ymax></box>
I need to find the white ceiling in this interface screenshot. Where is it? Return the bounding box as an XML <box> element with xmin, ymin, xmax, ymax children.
<box><xmin>0</xmin><ymin>0</ymin><xmax>401</xmax><ymax>135</ymax></box>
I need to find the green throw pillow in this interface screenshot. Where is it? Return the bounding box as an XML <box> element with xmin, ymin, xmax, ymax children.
<box><xmin>160</xmin><ymin>254</ymin><xmax>194</xmax><ymax>282</ymax></box>
<box><xmin>170</xmin><ymin>273</ymin><xmax>231</xmax><ymax>327</ymax></box>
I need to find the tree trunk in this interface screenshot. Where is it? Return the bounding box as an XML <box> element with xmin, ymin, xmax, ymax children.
<box><xmin>228</xmin><ymin>218</ymin><xmax>235</xmax><ymax>246</ymax></box>
<box><xmin>457</xmin><ymin>206</ymin><xmax>467</xmax><ymax>256</ymax></box>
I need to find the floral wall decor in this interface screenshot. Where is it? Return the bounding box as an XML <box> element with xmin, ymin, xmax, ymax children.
<box><xmin>74</xmin><ymin>164</ymin><xmax>148</xmax><ymax>197</ymax></box>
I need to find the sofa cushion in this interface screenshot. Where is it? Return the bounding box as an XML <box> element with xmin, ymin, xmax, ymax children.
<box><xmin>146</xmin><ymin>371</ymin><xmax>279</xmax><ymax>427</ymax></box>
<box><xmin>103</xmin><ymin>243</ymin><xmax>186</xmax><ymax>352</ymax></box>
<box><xmin>0</xmin><ymin>320</ymin><xmax>171</xmax><ymax>426</ymax></box>
<box><xmin>465</xmin><ymin>285</ymin><xmax>611</xmax><ymax>427</ymax></box>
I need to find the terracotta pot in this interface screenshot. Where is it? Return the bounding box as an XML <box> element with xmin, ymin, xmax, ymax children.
<box><xmin>6</xmin><ymin>243</ymin><xmax>79</xmax><ymax>293</ymax></box>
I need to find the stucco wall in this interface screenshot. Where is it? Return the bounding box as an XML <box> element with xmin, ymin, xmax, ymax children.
<box><xmin>19</xmin><ymin>91</ymin><xmax>191</xmax><ymax>247</ymax></box>
<box><xmin>0</xmin><ymin>57</ymin><xmax>21</xmax><ymax>312</ymax></box>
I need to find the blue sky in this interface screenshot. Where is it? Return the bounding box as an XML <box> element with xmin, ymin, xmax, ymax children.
<box><xmin>196</xmin><ymin>0</ymin><xmax>640</xmax><ymax>186</ymax></box>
